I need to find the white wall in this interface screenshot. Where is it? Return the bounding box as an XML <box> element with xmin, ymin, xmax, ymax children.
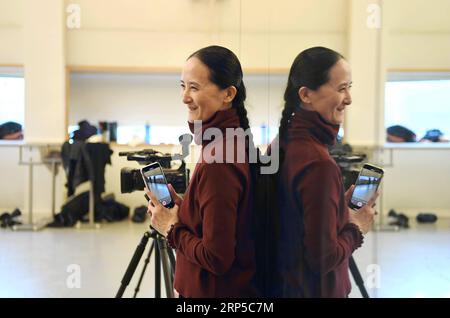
<box><xmin>346</xmin><ymin>0</ymin><xmax>383</xmax><ymax>147</ymax></box>
<box><xmin>0</xmin><ymin>0</ymin><xmax>23</xmax><ymax>64</ymax></box>
<box><xmin>381</xmin><ymin>145</ymin><xmax>450</xmax><ymax>217</ymax></box>
<box><xmin>66</xmin><ymin>0</ymin><xmax>348</xmax><ymax>70</ymax></box>
<box><xmin>239</xmin><ymin>0</ymin><xmax>348</xmax><ymax>69</ymax></box>
<box><xmin>23</xmin><ymin>0</ymin><xmax>66</xmax><ymax>144</ymax></box>
<box><xmin>69</xmin><ymin>72</ymin><xmax>287</xmax><ymax>129</ymax></box>
<box><xmin>1</xmin><ymin>0</ymin><xmax>349</xmax><ymax>68</ymax></box>
<box><xmin>384</xmin><ymin>0</ymin><xmax>450</xmax><ymax>69</ymax></box>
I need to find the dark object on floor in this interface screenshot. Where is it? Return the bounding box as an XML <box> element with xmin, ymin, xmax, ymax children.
<box><xmin>47</xmin><ymin>192</ymin><xmax>89</xmax><ymax>227</ymax></box>
<box><xmin>97</xmin><ymin>197</ymin><xmax>130</xmax><ymax>222</ymax></box>
<box><xmin>416</xmin><ymin>213</ymin><xmax>438</xmax><ymax>223</ymax></box>
<box><xmin>47</xmin><ymin>192</ymin><xmax>130</xmax><ymax>227</ymax></box>
<box><xmin>0</xmin><ymin>208</ymin><xmax>22</xmax><ymax>228</ymax></box>
<box><xmin>388</xmin><ymin>209</ymin><xmax>410</xmax><ymax>228</ymax></box>
<box><xmin>132</xmin><ymin>205</ymin><xmax>148</xmax><ymax>223</ymax></box>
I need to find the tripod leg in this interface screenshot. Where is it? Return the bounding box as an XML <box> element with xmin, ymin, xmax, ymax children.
<box><xmin>167</xmin><ymin>245</ymin><xmax>176</xmax><ymax>278</ymax></box>
<box><xmin>115</xmin><ymin>231</ymin><xmax>150</xmax><ymax>298</ymax></box>
<box><xmin>156</xmin><ymin>236</ymin><xmax>174</xmax><ymax>298</ymax></box>
<box><xmin>349</xmin><ymin>256</ymin><xmax>370</xmax><ymax>298</ymax></box>
<box><xmin>133</xmin><ymin>241</ymin><xmax>155</xmax><ymax>298</ymax></box>
<box><xmin>154</xmin><ymin>238</ymin><xmax>161</xmax><ymax>298</ymax></box>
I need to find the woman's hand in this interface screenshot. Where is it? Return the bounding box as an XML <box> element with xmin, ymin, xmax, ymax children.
<box><xmin>348</xmin><ymin>191</ymin><xmax>379</xmax><ymax>235</ymax></box>
<box><xmin>145</xmin><ymin>187</ymin><xmax>180</xmax><ymax>237</ymax></box>
<box><xmin>345</xmin><ymin>185</ymin><xmax>355</xmax><ymax>204</ymax></box>
<box><xmin>168</xmin><ymin>184</ymin><xmax>183</xmax><ymax>206</ymax></box>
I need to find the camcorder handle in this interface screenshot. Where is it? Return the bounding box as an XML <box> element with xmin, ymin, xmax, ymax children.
<box><xmin>172</xmin><ymin>134</ymin><xmax>193</xmax><ymax>161</ymax></box>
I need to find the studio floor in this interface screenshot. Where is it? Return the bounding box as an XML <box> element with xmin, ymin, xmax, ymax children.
<box><xmin>1</xmin><ymin>218</ymin><xmax>449</xmax><ymax>298</ymax></box>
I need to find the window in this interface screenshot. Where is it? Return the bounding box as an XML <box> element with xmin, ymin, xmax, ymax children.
<box><xmin>385</xmin><ymin>73</ymin><xmax>450</xmax><ymax>142</ymax></box>
<box><xmin>116</xmin><ymin>125</ymin><xmax>190</xmax><ymax>145</ymax></box>
<box><xmin>0</xmin><ymin>75</ymin><xmax>25</xmax><ymax>126</ymax></box>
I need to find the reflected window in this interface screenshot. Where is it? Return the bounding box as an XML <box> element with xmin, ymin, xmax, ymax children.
<box><xmin>385</xmin><ymin>73</ymin><xmax>450</xmax><ymax>142</ymax></box>
<box><xmin>0</xmin><ymin>75</ymin><xmax>24</xmax><ymax>140</ymax></box>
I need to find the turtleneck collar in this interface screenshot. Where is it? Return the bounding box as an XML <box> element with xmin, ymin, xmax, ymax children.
<box><xmin>188</xmin><ymin>108</ymin><xmax>241</xmax><ymax>146</ymax></box>
<box><xmin>288</xmin><ymin>107</ymin><xmax>340</xmax><ymax>146</ymax></box>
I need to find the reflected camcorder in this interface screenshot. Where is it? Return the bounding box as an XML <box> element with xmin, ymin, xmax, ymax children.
<box><xmin>329</xmin><ymin>142</ymin><xmax>367</xmax><ymax>190</ymax></box>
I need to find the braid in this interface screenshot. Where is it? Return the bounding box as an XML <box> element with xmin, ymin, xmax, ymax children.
<box><xmin>233</xmin><ymin>82</ymin><xmax>258</xmax><ymax>162</ymax></box>
<box><xmin>235</xmin><ymin>103</ymin><xmax>250</xmax><ymax>130</ymax></box>
<box><xmin>279</xmin><ymin>83</ymin><xmax>298</xmax><ymax>141</ymax></box>
<box><xmin>233</xmin><ymin>89</ymin><xmax>260</xmax><ymax>183</ymax></box>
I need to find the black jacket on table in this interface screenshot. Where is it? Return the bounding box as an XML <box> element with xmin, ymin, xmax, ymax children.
<box><xmin>61</xmin><ymin>141</ymin><xmax>112</xmax><ymax>197</ymax></box>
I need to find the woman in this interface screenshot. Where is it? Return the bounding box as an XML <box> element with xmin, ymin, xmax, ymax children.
<box><xmin>145</xmin><ymin>45</ymin><xmax>258</xmax><ymax>298</ymax></box>
<box><xmin>276</xmin><ymin>46</ymin><xmax>377</xmax><ymax>297</ymax></box>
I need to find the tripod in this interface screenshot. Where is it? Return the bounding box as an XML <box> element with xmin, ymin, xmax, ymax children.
<box><xmin>115</xmin><ymin>227</ymin><xmax>176</xmax><ymax>298</ymax></box>
<box><xmin>334</xmin><ymin>158</ymin><xmax>370</xmax><ymax>298</ymax></box>
<box><xmin>349</xmin><ymin>256</ymin><xmax>369</xmax><ymax>298</ymax></box>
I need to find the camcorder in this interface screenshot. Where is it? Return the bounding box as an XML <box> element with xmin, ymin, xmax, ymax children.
<box><xmin>328</xmin><ymin>141</ymin><xmax>367</xmax><ymax>190</ymax></box>
<box><xmin>119</xmin><ymin>149</ymin><xmax>190</xmax><ymax>195</ymax></box>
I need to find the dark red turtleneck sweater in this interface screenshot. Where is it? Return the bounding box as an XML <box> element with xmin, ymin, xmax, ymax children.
<box><xmin>167</xmin><ymin>108</ymin><xmax>258</xmax><ymax>298</ymax></box>
<box><xmin>277</xmin><ymin>108</ymin><xmax>363</xmax><ymax>298</ymax></box>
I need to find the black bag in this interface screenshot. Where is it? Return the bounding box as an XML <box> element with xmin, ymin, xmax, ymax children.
<box><xmin>48</xmin><ymin>192</ymin><xmax>130</xmax><ymax>227</ymax></box>
<box><xmin>416</xmin><ymin>213</ymin><xmax>437</xmax><ymax>223</ymax></box>
<box><xmin>98</xmin><ymin>197</ymin><xmax>130</xmax><ymax>222</ymax></box>
<box><xmin>132</xmin><ymin>205</ymin><xmax>148</xmax><ymax>223</ymax></box>
<box><xmin>48</xmin><ymin>191</ymin><xmax>90</xmax><ymax>227</ymax></box>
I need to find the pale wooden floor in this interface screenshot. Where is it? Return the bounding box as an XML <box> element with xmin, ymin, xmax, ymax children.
<box><xmin>1</xmin><ymin>218</ymin><xmax>449</xmax><ymax>298</ymax></box>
